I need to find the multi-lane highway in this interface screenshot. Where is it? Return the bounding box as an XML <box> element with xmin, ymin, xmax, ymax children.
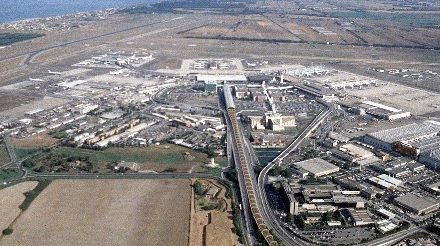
<box><xmin>255</xmin><ymin>108</ymin><xmax>332</xmax><ymax>246</ymax></box>
<box><xmin>222</xmin><ymin>82</ymin><xmax>334</xmax><ymax>246</ymax></box>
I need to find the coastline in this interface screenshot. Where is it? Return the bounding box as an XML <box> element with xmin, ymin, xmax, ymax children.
<box><xmin>0</xmin><ymin>0</ymin><xmax>155</xmax><ymax>25</ymax></box>
<box><xmin>0</xmin><ymin>8</ymin><xmax>118</xmax><ymax>25</ymax></box>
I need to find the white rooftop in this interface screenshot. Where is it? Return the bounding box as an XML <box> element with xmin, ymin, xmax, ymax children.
<box><xmin>367</xmin><ymin>121</ymin><xmax>440</xmax><ymax>143</ymax></box>
<box><xmin>196</xmin><ymin>74</ymin><xmax>247</xmax><ymax>82</ymax></box>
<box><xmin>362</xmin><ymin>101</ymin><xmax>401</xmax><ymax>113</ymax></box>
<box><xmin>294</xmin><ymin>158</ymin><xmax>340</xmax><ymax>176</ymax></box>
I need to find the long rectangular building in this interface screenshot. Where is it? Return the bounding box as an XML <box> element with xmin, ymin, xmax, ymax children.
<box><xmin>363</xmin><ymin>121</ymin><xmax>440</xmax><ymax>152</ymax></box>
<box><xmin>293</xmin><ymin>158</ymin><xmax>340</xmax><ymax>177</ymax></box>
<box><xmin>394</xmin><ymin>193</ymin><xmax>439</xmax><ymax>215</ymax></box>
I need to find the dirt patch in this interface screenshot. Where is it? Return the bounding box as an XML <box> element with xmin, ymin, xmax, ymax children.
<box><xmin>158</xmin><ymin>58</ymin><xmax>182</xmax><ymax>69</ymax></box>
<box><xmin>11</xmin><ymin>134</ymin><xmax>58</xmax><ymax>149</ymax></box>
<box><xmin>1</xmin><ymin>179</ymin><xmax>191</xmax><ymax>246</ymax></box>
<box><xmin>189</xmin><ymin>179</ymin><xmax>237</xmax><ymax>246</ymax></box>
<box><xmin>0</xmin><ymin>182</ymin><xmax>38</xmax><ymax>232</ymax></box>
<box><xmin>206</xmin><ymin>211</ymin><xmax>235</xmax><ymax>246</ymax></box>
<box><xmin>0</xmin><ymin>92</ymin><xmax>39</xmax><ymax>112</ymax></box>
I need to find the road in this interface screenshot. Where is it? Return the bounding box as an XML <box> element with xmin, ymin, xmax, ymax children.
<box><xmin>270</xmin><ymin>109</ymin><xmax>333</xmax><ymax>164</ymax></box>
<box><xmin>0</xmin><ymin>135</ymin><xmax>19</xmax><ymax>169</ymax></box>
<box><xmin>27</xmin><ymin>172</ymin><xmax>220</xmax><ymax>180</ymax></box>
<box><xmin>254</xmin><ymin>108</ymin><xmax>332</xmax><ymax>246</ymax></box>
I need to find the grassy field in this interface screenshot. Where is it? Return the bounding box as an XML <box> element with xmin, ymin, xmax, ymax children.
<box><xmin>0</xmin><ymin>32</ymin><xmax>44</xmax><ymax>46</ymax></box>
<box><xmin>15</xmin><ymin>149</ymin><xmax>39</xmax><ymax>160</ymax></box>
<box><xmin>0</xmin><ymin>142</ymin><xmax>10</xmax><ymax>166</ymax></box>
<box><xmin>0</xmin><ymin>169</ymin><xmax>21</xmax><ymax>183</ymax></box>
<box><xmin>329</xmin><ymin>11</ymin><xmax>440</xmax><ymax>27</ymax></box>
<box><xmin>22</xmin><ymin>144</ymin><xmax>227</xmax><ymax>175</ymax></box>
<box><xmin>52</xmin><ymin>144</ymin><xmax>210</xmax><ymax>165</ymax></box>
<box><xmin>1</xmin><ymin>179</ymin><xmax>191</xmax><ymax>245</ymax></box>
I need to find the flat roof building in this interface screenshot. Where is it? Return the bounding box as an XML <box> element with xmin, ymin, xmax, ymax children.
<box><xmin>394</xmin><ymin>193</ymin><xmax>439</xmax><ymax>215</ymax></box>
<box><xmin>196</xmin><ymin>74</ymin><xmax>247</xmax><ymax>82</ymax></box>
<box><xmin>377</xmin><ymin>208</ymin><xmax>395</xmax><ymax>219</ymax></box>
<box><xmin>282</xmin><ymin>181</ymin><xmax>299</xmax><ymax>215</ymax></box>
<box><xmin>368</xmin><ymin>177</ymin><xmax>396</xmax><ymax>190</ymax></box>
<box><xmin>377</xmin><ymin>174</ymin><xmax>403</xmax><ymax>187</ymax></box>
<box><xmin>293</xmin><ymin>158</ymin><xmax>340</xmax><ymax>177</ymax></box>
<box><xmin>346</xmin><ymin>209</ymin><xmax>375</xmax><ymax>226</ymax></box>
<box><xmin>363</xmin><ymin>121</ymin><xmax>440</xmax><ymax>152</ymax></box>
<box><xmin>419</xmin><ymin>148</ymin><xmax>440</xmax><ymax>172</ymax></box>
<box><xmin>294</xmin><ymin>82</ymin><xmax>336</xmax><ymax>101</ymax></box>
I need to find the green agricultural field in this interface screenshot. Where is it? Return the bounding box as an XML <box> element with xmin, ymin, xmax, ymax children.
<box><xmin>15</xmin><ymin>148</ymin><xmax>39</xmax><ymax>159</ymax></box>
<box><xmin>0</xmin><ymin>142</ymin><xmax>10</xmax><ymax>165</ymax></box>
<box><xmin>24</xmin><ymin>144</ymin><xmax>227</xmax><ymax>175</ymax></box>
<box><xmin>52</xmin><ymin>144</ymin><xmax>210</xmax><ymax>165</ymax></box>
<box><xmin>329</xmin><ymin>11</ymin><xmax>440</xmax><ymax>27</ymax></box>
<box><xmin>0</xmin><ymin>32</ymin><xmax>44</xmax><ymax>46</ymax></box>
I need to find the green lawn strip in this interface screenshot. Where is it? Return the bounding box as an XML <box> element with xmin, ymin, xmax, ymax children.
<box><xmin>52</xmin><ymin>144</ymin><xmax>209</xmax><ymax>165</ymax></box>
<box><xmin>19</xmin><ymin>179</ymin><xmax>52</xmax><ymax>211</ymax></box>
<box><xmin>0</xmin><ymin>169</ymin><xmax>21</xmax><ymax>183</ymax></box>
<box><xmin>0</xmin><ymin>32</ymin><xmax>44</xmax><ymax>46</ymax></box>
<box><xmin>15</xmin><ymin>148</ymin><xmax>39</xmax><ymax>159</ymax></box>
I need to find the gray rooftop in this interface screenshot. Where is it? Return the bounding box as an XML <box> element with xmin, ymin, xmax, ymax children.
<box><xmin>367</xmin><ymin>121</ymin><xmax>440</xmax><ymax>143</ymax></box>
<box><xmin>294</xmin><ymin>158</ymin><xmax>340</xmax><ymax>176</ymax></box>
<box><xmin>395</xmin><ymin>193</ymin><xmax>439</xmax><ymax>212</ymax></box>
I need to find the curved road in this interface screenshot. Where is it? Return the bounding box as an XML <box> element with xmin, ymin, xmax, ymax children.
<box><xmin>255</xmin><ymin>108</ymin><xmax>332</xmax><ymax>246</ymax></box>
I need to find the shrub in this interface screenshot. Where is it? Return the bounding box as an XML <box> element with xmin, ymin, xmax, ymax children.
<box><xmin>2</xmin><ymin>228</ymin><xmax>13</xmax><ymax>235</ymax></box>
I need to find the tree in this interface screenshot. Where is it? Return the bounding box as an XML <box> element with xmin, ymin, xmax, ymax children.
<box><xmin>163</xmin><ymin>168</ymin><xmax>177</xmax><ymax>173</ymax></box>
<box><xmin>22</xmin><ymin>159</ymin><xmax>35</xmax><ymax>168</ymax></box>
<box><xmin>280</xmin><ymin>168</ymin><xmax>293</xmax><ymax>178</ymax></box>
<box><xmin>268</xmin><ymin>166</ymin><xmax>282</xmax><ymax>176</ymax></box>
<box><xmin>254</xmin><ymin>165</ymin><xmax>263</xmax><ymax>175</ymax></box>
<box><xmin>193</xmin><ymin>181</ymin><xmax>204</xmax><ymax>196</ymax></box>
<box><xmin>286</xmin><ymin>213</ymin><xmax>292</xmax><ymax>223</ymax></box>
<box><xmin>323</xmin><ymin>211</ymin><xmax>333</xmax><ymax>222</ymax></box>
<box><xmin>2</xmin><ymin>228</ymin><xmax>13</xmax><ymax>235</ymax></box>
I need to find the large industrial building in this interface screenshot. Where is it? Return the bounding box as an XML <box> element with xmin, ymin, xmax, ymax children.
<box><xmin>368</xmin><ymin>174</ymin><xmax>403</xmax><ymax>190</ymax></box>
<box><xmin>419</xmin><ymin>148</ymin><xmax>440</xmax><ymax>171</ymax></box>
<box><xmin>334</xmin><ymin>175</ymin><xmax>385</xmax><ymax>199</ymax></box>
<box><xmin>282</xmin><ymin>181</ymin><xmax>300</xmax><ymax>215</ymax></box>
<box><xmin>394</xmin><ymin>193</ymin><xmax>439</xmax><ymax>215</ymax></box>
<box><xmin>353</xmin><ymin>101</ymin><xmax>411</xmax><ymax>120</ymax></box>
<box><xmin>333</xmin><ymin>143</ymin><xmax>379</xmax><ymax>166</ymax></box>
<box><xmin>346</xmin><ymin>209</ymin><xmax>375</xmax><ymax>226</ymax></box>
<box><xmin>363</xmin><ymin>121</ymin><xmax>440</xmax><ymax>166</ymax></box>
<box><xmin>370</xmin><ymin>158</ymin><xmax>425</xmax><ymax>178</ymax></box>
<box><xmin>293</xmin><ymin>158</ymin><xmax>340</xmax><ymax>177</ymax></box>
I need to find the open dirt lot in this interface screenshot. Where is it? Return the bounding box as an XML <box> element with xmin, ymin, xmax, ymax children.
<box><xmin>0</xmin><ymin>182</ymin><xmax>38</xmax><ymax>233</ymax></box>
<box><xmin>0</xmin><ymin>96</ymin><xmax>69</xmax><ymax>120</ymax></box>
<box><xmin>189</xmin><ymin>179</ymin><xmax>237</xmax><ymax>246</ymax></box>
<box><xmin>345</xmin><ymin>83</ymin><xmax>440</xmax><ymax>116</ymax></box>
<box><xmin>11</xmin><ymin>133</ymin><xmax>58</xmax><ymax>149</ymax></box>
<box><xmin>1</xmin><ymin>179</ymin><xmax>191</xmax><ymax>246</ymax></box>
